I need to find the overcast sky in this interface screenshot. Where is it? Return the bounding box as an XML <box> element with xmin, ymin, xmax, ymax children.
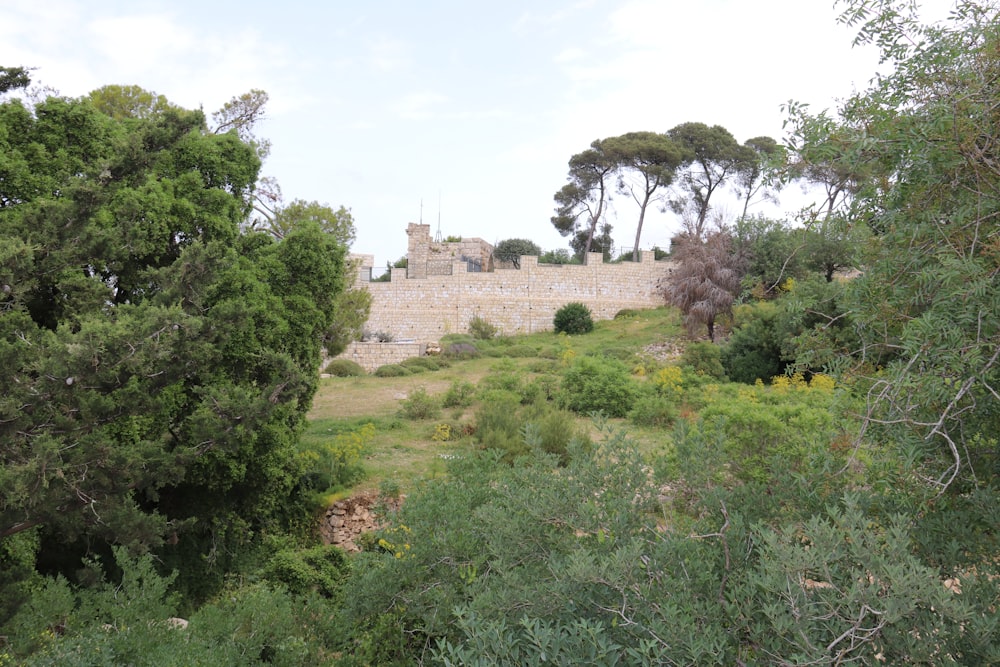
<box><xmin>2</xmin><ymin>0</ymin><xmax>956</xmax><ymax>265</ymax></box>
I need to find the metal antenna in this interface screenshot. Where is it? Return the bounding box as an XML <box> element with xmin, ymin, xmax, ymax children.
<box><xmin>434</xmin><ymin>190</ymin><xmax>443</xmax><ymax>242</ymax></box>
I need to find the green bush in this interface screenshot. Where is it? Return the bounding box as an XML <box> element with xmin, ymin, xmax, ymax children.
<box><xmin>442</xmin><ymin>380</ymin><xmax>477</xmax><ymax>408</ymax></box>
<box><xmin>400</xmin><ymin>356</ymin><xmax>443</xmax><ymax>373</ymax></box>
<box><xmin>614</xmin><ymin>308</ymin><xmax>640</xmax><ymax>319</ymax></box>
<box><xmin>504</xmin><ymin>344</ymin><xmax>537</xmax><ymax>358</ymax></box>
<box><xmin>681</xmin><ymin>342</ymin><xmax>727</xmax><ymax>380</ymax></box>
<box><xmin>373</xmin><ymin>364</ymin><xmax>411</xmax><ymax>377</ymax></box>
<box><xmin>468</xmin><ymin>315</ymin><xmax>500</xmax><ymax>340</ymax></box>
<box><xmin>323</xmin><ymin>358</ymin><xmax>366</xmax><ymax>377</ymax></box>
<box><xmin>474</xmin><ymin>390</ymin><xmax>526</xmax><ymax>460</ymax></box>
<box><xmin>628</xmin><ymin>390</ymin><xmax>678</xmax><ymax>427</ymax></box>
<box><xmin>554</xmin><ymin>302</ymin><xmax>594</xmax><ymax>335</ymax></box>
<box><xmin>721</xmin><ymin>302</ymin><xmax>786</xmax><ymax>384</ymax></box>
<box><xmin>594</xmin><ymin>346</ymin><xmax>635</xmax><ymax>362</ymax></box>
<box><xmin>261</xmin><ymin>544</ymin><xmax>348</xmax><ymax>598</ymax></box>
<box><xmin>442</xmin><ymin>342</ymin><xmax>480</xmax><ymax>359</ymax></box>
<box><xmin>561</xmin><ymin>356</ymin><xmax>637</xmax><ymax>418</ymax></box>
<box><xmin>399</xmin><ymin>386</ymin><xmax>440</xmax><ymax>420</ymax></box>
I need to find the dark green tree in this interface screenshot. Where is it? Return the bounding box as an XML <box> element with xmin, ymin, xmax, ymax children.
<box><xmin>569</xmin><ymin>222</ymin><xmax>614</xmax><ymax>262</ymax></box>
<box><xmin>493</xmin><ymin>237</ymin><xmax>542</xmax><ymax>268</ymax></box>
<box><xmin>86</xmin><ymin>84</ymin><xmax>177</xmax><ymax>119</ymax></box>
<box><xmin>667</xmin><ymin>122</ymin><xmax>746</xmax><ymax>236</ymax></box>
<box><xmin>734</xmin><ymin>135</ymin><xmax>785</xmax><ymax>221</ymax></box>
<box><xmin>0</xmin><ymin>66</ymin><xmax>31</xmax><ymax>94</ymax></box>
<box><xmin>791</xmin><ymin>0</ymin><xmax>1000</xmax><ymax>488</ymax></box>
<box><xmin>603</xmin><ymin>131</ymin><xmax>687</xmax><ymax>260</ymax></box>
<box><xmin>551</xmin><ymin>139</ymin><xmax>616</xmax><ymax>258</ymax></box>
<box><xmin>0</xmin><ymin>91</ymin><xmax>348</xmax><ymax>601</ymax></box>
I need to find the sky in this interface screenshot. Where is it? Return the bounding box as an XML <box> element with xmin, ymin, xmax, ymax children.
<box><xmin>1</xmin><ymin>0</ymin><xmax>957</xmax><ymax>267</ymax></box>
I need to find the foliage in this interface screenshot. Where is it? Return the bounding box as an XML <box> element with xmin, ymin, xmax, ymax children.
<box><xmin>551</xmin><ymin>140</ymin><xmax>616</xmax><ymax>257</ymax></box>
<box><xmin>299</xmin><ymin>422</ymin><xmax>375</xmax><ymax>492</ymax></box>
<box><xmin>721</xmin><ymin>301</ymin><xmax>786</xmax><ymax>384</ymax></box>
<box><xmin>400</xmin><ymin>356</ymin><xmax>446</xmax><ymax>373</ymax></box>
<box><xmin>323</xmin><ymin>358</ymin><xmax>365</xmax><ymax>377</ymax></box>
<box><xmin>493</xmin><ymin>238</ymin><xmax>541</xmax><ymax>268</ymax></box>
<box><xmin>680</xmin><ymin>341</ymin><xmax>727</xmax><ymax>380</ymax></box>
<box><xmin>628</xmin><ymin>389</ymin><xmax>678</xmax><ymax>427</ymax></box>
<box><xmin>666</xmin><ymin>122</ymin><xmax>747</xmax><ymax>237</ymax></box>
<box><xmin>733</xmin><ymin>215</ymin><xmax>805</xmax><ymax>298</ymax></box>
<box><xmin>399</xmin><ymin>386</ymin><xmax>441</xmax><ymax>420</ymax></box>
<box><xmin>569</xmin><ymin>221</ymin><xmax>614</xmax><ymax>262</ymax></box>
<box><xmin>561</xmin><ymin>356</ymin><xmax>637</xmax><ymax>418</ymax></box>
<box><xmin>442</xmin><ymin>380</ymin><xmax>477</xmax><ymax>408</ymax></box>
<box><xmin>553</xmin><ymin>302</ymin><xmax>594</xmax><ymax>335</ymax></box>
<box><xmin>467</xmin><ymin>314</ymin><xmax>499</xmax><ymax>340</ymax></box>
<box><xmin>0</xmin><ymin>66</ymin><xmax>31</xmax><ymax>94</ymax></box>
<box><xmin>261</xmin><ymin>543</ymin><xmax>348</xmax><ymax>599</ymax></box>
<box><xmin>361</xmin><ymin>329</ymin><xmax>395</xmax><ymax>342</ymax></box>
<box><xmin>373</xmin><ymin>363</ymin><xmax>411</xmax><ymax>377</ymax></box>
<box><xmin>86</xmin><ymin>84</ymin><xmax>177</xmax><ymax>119</ymax></box>
<box><xmin>0</xmin><ymin>92</ymin><xmax>347</xmax><ymax>600</ymax></box>
<box><xmin>324</xmin><ymin>262</ymin><xmax>372</xmax><ymax>356</ymax></box>
<box><xmin>602</xmin><ymin>131</ymin><xmax>687</xmax><ymax>260</ymax></box>
<box><xmin>538</xmin><ymin>248</ymin><xmax>575</xmax><ymax>264</ymax></box>
<box><xmin>663</xmin><ymin>228</ymin><xmax>744</xmax><ymax>340</ymax></box>
<box><xmin>786</xmin><ymin>0</ymin><xmax>1000</xmax><ymax>488</ymax></box>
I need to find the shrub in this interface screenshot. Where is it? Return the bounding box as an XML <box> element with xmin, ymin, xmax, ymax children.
<box><xmin>474</xmin><ymin>390</ymin><xmax>525</xmax><ymax>460</ymax></box>
<box><xmin>442</xmin><ymin>380</ymin><xmax>477</xmax><ymax>408</ymax></box>
<box><xmin>399</xmin><ymin>386</ymin><xmax>440</xmax><ymax>420</ymax></box>
<box><xmin>531</xmin><ymin>407</ymin><xmax>591</xmax><ymax>465</ymax></box>
<box><xmin>262</xmin><ymin>544</ymin><xmax>348</xmax><ymax>598</ymax></box>
<box><xmin>504</xmin><ymin>344</ymin><xmax>537</xmax><ymax>358</ymax></box>
<box><xmin>614</xmin><ymin>308</ymin><xmax>640</xmax><ymax>319</ymax></box>
<box><xmin>681</xmin><ymin>342</ymin><xmax>727</xmax><ymax>380</ymax></box>
<box><xmin>374</xmin><ymin>364</ymin><xmax>411</xmax><ymax>377</ymax></box>
<box><xmin>468</xmin><ymin>315</ymin><xmax>500</xmax><ymax>340</ymax></box>
<box><xmin>400</xmin><ymin>356</ymin><xmax>443</xmax><ymax>373</ymax></box>
<box><xmin>442</xmin><ymin>342</ymin><xmax>480</xmax><ymax>360</ymax></box>
<box><xmin>299</xmin><ymin>422</ymin><xmax>375</xmax><ymax>492</ymax></box>
<box><xmin>324</xmin><ymin>358</ymin><xmax>366</xmax><ymax>377</ymax></box>
<box><xmin>554</xmin><ymin>302</ymin><xmax>594</xmax><ymax>335</ymax></box>
<box><xmin>362</xmin><ymin>330</ymin><xmax>395</xmax><ymax>342</ymax></box>
<box><xmin>595</xmin><ymin>346</ymin><xmax>635</xmax><ymax>362</ymax></box>
<box><xmin>561</xmin><ymin>356</ymin><xmax>637</xmax><ymax>418</ymax></box>
<box><xmin>629</xmin><ymin>391</ymin><xmax>678</xmax><ymax>427</ymax></box>
<box><xmin>721</xmin><ymin>302</ymin><xmax>785</xmax><ymax>384</ymax></box>
<box><xmin>479</xmin><ymin>359</ymin><xmax>542</xmax><ymax>405</ymax></box>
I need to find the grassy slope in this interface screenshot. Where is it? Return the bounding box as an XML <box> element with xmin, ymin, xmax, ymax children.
<box><xmin>306</xmin><ymin>307</ymin><xmax>683</xmax><ymax>494</ymax></box>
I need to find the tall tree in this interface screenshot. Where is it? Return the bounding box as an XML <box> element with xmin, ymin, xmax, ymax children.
<box><xmin>0</xmin><ymin>91</ymin><xmax>348</xmax><ymax>598</ymax></box>
<box><xmin>551</xmin><ymin>140</ymin><xmax>616</xmax><ymax>259</ymax></box>
<box><xmin>799</xmin><ymin>0</ymin><xmax>1000</xmax><ymax>489</ymax></box>
<box><xmin>667</xmin><ymin>122</ymin><xmax>745</xmax><ymax>236</ymax></box>
<box><xmin>493</xmin><ymin>238</ymin><xmax>542</xmax><ymax>268</ymax></box>
<box><xmin>734</xmin><ymin>135</ymin><xmax>784</xmax><ymax>221</ymax></box>
<box><xmin>663</xmin><ymin>225</ymin><xmax>744</xmax><ymax>341</ymax></box>
<box><xmin>0</xmin><ymin>66</ymin><xmax>30</xmax><ymax>94</ymax></box>
<box><xmin>86</xmin><ymin>84</ymin><xmax>176</xmax><ymax>119</ymax></box>
<box><xmin>604</xmin><ymin>131</ymin><xmax>687</xmax><ymax>260</ymax></box>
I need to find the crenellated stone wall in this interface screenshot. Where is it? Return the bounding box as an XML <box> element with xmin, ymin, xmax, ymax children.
<box><xmin>346</xmin><ymin>224</ymin><xmax>674</xmax><ymax>347</ymax></box>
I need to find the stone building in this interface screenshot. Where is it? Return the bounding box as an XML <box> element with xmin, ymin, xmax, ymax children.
<box><xmin>338</xmin><ymin>223</ymin><xmax>674</xmax><ymax>371</ymax></box>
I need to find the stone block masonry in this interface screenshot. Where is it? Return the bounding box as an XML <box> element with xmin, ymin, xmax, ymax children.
<box><xmin>339</xmin><ymin>341</ymin><xmax>425</xmax><ymax>373</ymax></box>
<box><xmin>351</xmin><ymin>224</ymin><xmax>674</xmax><ymax>343</ymax></box>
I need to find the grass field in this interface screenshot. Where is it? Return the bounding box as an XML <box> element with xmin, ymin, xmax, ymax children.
<box><xmin>305</xmin><ymin>307</ymin><xmax>684</xmax><ymax>494</ymax></box>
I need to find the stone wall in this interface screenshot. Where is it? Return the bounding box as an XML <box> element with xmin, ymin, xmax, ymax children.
<box><xmin>339</xmin><ymin>341</ymin><xmax>426</xmax><ymax>373</ymax></box>
<box><xmin>405</xmin><ymin>223</ymin><xmax>493</xmax><ymax>278</ymax></box>
<box><xmin>354</xmin><ymin>250</ymin><xmax>673</xmax><ymax>344</ymax></box>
